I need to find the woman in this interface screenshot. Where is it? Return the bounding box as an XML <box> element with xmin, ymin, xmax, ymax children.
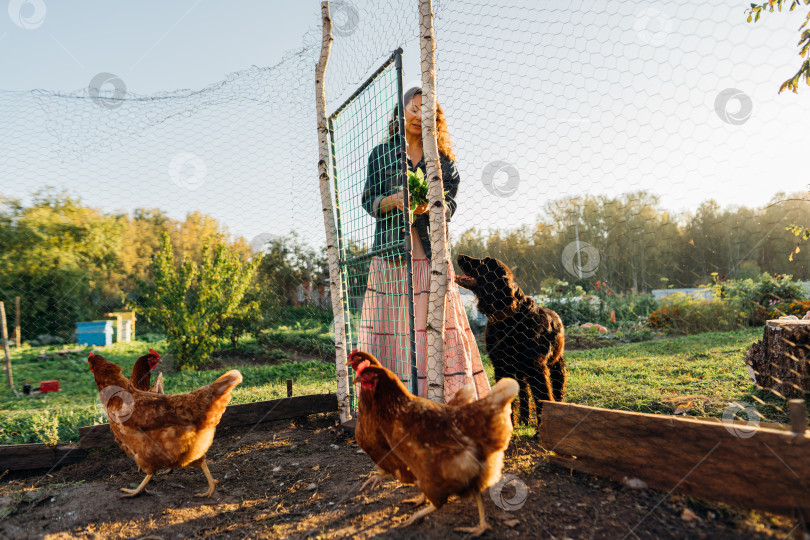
<box><xmin>358</xmin><ymin>87</ymin><xmax>490</xmax><ymax>401</ymax></box>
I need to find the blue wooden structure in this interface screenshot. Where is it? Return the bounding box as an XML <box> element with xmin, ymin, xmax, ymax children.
<box><xmin>76</xmin><ymin>321</ymin><xmax>113</xmax><ymax>347</ymax></box>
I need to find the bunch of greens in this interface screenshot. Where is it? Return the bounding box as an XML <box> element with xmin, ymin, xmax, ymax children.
<box><xmin>407</xmin><ymin>167</ymin><xmax>428</xmax><ymax>209</ymax></box>
<box><xmin>406</xmin><ymin>167</ymin><xmax>448</xmax><ymax>223</ymax></box>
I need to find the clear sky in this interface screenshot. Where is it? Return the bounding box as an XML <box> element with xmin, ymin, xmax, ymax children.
<box><xmin>1</xmin><ymin>1</ymin><xmax>809</xmax><ymax>248</ymax></box>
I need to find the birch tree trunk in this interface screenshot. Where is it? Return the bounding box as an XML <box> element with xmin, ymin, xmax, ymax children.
<box><xmin>420</xmin><ymin>0</ymin><xmax>446</xmax><ymax>403</ymax></box>
<box><xmin>316</xmin><ymin>1</ymin><xmax>350</xmax><ymax>422</ymax></box>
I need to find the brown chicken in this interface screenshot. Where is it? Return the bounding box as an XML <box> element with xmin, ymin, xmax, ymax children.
<box><xmin>352</xmin><ymin>350</ymin><xmax>519</xmax><ymax>536</ymax></box>
<box><xmin>129</xmin><ymin>348</ymin><xmax>163</xmax><ymax>393</ymax></box>
<box><xmin>88</xmin><ymin>352</ymin><xmax>241</xmax><ymax>498</ymax></box>
<box><xmin>348</xmin><ymin>350</ymin><xmax>476</xmax><ymax>497</ymax></box>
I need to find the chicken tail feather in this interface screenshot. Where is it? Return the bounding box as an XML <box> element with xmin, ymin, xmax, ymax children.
<box><xmin>486</xmin><ymin>377</ymin><xmax>519</xmax><ymax>408</ymax></box>
<box><xmin>209</xmin><ymin>370</ymin><xmax>243</xmax><ymax>396</ymax></box>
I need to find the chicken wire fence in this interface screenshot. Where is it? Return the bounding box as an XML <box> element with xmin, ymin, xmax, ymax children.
<box><xmin>328</xmin><ymin>51</ymin><xmax>421</xmax><ymax>406</ymax></box>
<box><xmin>0</xmin><ymin>0</ymin><xmax>808</xmax><ymax>429</ymax></box>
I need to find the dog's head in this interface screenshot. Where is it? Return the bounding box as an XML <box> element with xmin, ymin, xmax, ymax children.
<box><xmin>456</xmin><ymin>254</ymin><xmax>524</xmax><ymax>316</ymax></box>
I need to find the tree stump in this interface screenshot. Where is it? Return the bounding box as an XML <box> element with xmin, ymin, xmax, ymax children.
<box><xmin>745</xmin><ymin>320</ymin><xmax>810</xmax><ymax>399</ymax></box>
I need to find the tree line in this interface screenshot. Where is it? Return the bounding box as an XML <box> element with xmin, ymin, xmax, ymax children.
<box><xmin>3</xmin><ymin>189</ymin><xmax>809</xmax><ymax>341</ymax></box>
<box><xmin>451</xmin><ymin>191</ymin><xmax>810</xmax><ymax>294</ymax></box>
<box><xmin>0</xmin><ymin>190</ymin><xmax>327</xmax><ymax>341</ymax></box>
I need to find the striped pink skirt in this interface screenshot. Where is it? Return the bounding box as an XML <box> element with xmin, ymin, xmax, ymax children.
<box><xmin>357</xmin><ymin>226</ymin><xmax>490</xmax><ymax>401</ymax></box>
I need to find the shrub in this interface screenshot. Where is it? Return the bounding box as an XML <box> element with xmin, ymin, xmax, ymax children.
<box><xmin>648</xmin><ymin>293</ymin><xmax>744</xmax><ymax>334</ymax></box>
<box><xmin>139</xmin><ymin>234</ymin><xmax>261</xmax><ymax>369</ymax></box>
<box><xmin>710</xmin><ymin>272</ymin><xmax>807</xmax><ymax>325</ymax></box>
<box><xmin>538</xmin><ymin>280</ymin><xmax>601</xmax><ymax>326</ymax></box>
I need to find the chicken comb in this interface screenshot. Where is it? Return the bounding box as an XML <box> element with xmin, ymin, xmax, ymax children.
<box><xmin>148</xmin><ymin>348</ymin><xmax>160</xmax><ymax>359</ymax></box>
<box><xmin>355</xmin><ymin>359</ymin><xmax>371</xmax><ymax>376</ymax></box>
<box><xmin>88</xmin><ymin>351</ymin><xmax>95</xmax><ymax>358</ymax></box>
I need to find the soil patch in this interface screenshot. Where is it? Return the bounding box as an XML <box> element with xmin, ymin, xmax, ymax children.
<box><xmin>0</xmin><ymin>414</ymin><xmax>798</xmax><ymax>539</ymax></box>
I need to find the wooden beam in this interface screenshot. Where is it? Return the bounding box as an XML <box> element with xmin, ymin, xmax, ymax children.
<box><xmin>77</xmin><ymin>423</ymin><xmax>117</xmax><ymax>449</ymax></box>
<box><xmin>78</xmin><ymin>393</ymin><xmax>338</xmax><ymax>450</ymax></box>
<box><xmin>340</xmin><ymin>418</ymin><xmax>357</xmax><ymax>435</ymax></box>
<box><xmin>0</xmin><ymin>443</ymin><xmax>86</xmax><ymax>471</ymax></box>
<box><xmin>218</xmin><ymin>393</ymin><xmax>336</xmax><ymax>428</ymax></box>
<box><xmin>538</xmin><ymin>402</ymin><xmax>810</xmax><ymax>516</ymax></box>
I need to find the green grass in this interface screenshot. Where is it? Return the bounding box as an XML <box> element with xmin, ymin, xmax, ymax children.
<box><xmin>258</xmin><ymin>308</ymin><xmax>335</xmax><ymax>360</ymax></box>
<box><xmin>480</xmin><ymin>327</ymin><xmax>793</xmax><ymax>428</ymax></box>
<box><xmin>563</xmin><ymin>328</ymin><xmax>780</xmax><ymax>416</ymax></box>
<box><xmin>1</xmin><ymin>324</ymin><xmax>797</xmax><ymax>446</ymax></box>
<box><xmin>0</xmin><ymin>338</ymin><xmax>335</xmax><ymax>445</ymax></box>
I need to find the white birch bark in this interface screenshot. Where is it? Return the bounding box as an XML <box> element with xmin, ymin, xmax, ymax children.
<box><xmin>316</xmin><ymin>2</ymin><xmax>350</xmax><ymax>422</ymax></box>
<box><xmin>420</xmin><ymin>0</ymin><xmax>446</xmax><ymax>403</ymax></box>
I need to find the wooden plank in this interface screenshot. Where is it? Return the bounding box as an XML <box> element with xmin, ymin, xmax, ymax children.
<box><xmin>218</xmin><ymin>393</ymin><xmax>337</xmax><ymax>428</ymax></box>
<box><xmin>78</xmin><ymin>423</ymin><xmax>116</xmax><ymax>449</ymax></box>
<box><xmin>340</xmin><ymin>418</ymin><xmax>357</xmax><ymax>435</ymax></box>
<box><xmin>79</xmin><ymin>393</ymin><xmax>338</xmax><ymax>450</ymax></box>
<box><xmin>538</xmin><ymin>402</ymin><xmax>810</xmax><ymax>516</ymax></box>
<box><xmin>0</xmin><ymin>443</ymin><xmax>86</xmax><ymax>471</ymax></box>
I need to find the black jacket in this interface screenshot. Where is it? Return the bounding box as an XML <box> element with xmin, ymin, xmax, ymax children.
<box><xmin>361</xmin><ymin>140</ymin><xmax>460</xmax><ymax>261</ymax></box>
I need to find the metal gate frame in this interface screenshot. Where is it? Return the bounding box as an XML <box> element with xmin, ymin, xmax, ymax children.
<box><xmin>328</xmin><ymin>48</ymin><xmax>418</xmax><ymax>409</ymax></box>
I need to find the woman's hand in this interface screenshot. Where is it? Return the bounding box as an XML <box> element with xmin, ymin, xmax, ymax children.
<box><xmin>412</xmin><ymin>202</ymin><xmax>429</xmax><ymax>215</ymax></box>
<box><xmin>381</xmin><ymin>190</ymin><xmax>405</xmax><ymax>213</ymax></box>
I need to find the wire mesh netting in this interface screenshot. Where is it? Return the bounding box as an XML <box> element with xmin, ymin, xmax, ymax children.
<box><xmin>1</xmin><ymin>0</ymin><xmax>809</xmax><ymax>446</ymax></box>
<box><xmin>329</xmin><ymin>52</ymin><xmax>419</xmax><ymax>401</ymax></box>
<box><xmin>322</xmin><ymin>0</ymin><xmax>810</xmax><ymax>427</ymax></box>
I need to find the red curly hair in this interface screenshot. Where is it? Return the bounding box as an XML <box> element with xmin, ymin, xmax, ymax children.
<box><xmin>387</xmin><ymin>88</ymin><xmax>455</xmax><ymax>162</ymax></box>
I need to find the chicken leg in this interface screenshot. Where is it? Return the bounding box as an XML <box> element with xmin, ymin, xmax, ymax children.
<box><xmin>398</xmin><ymin>502</ymin><xmax>437</xmax><ymax>528</ymax></box>
<box><xmin>454</xmin><ymin>492</ymin><xmax>492</xmax><ymax>537</ymax></box>
<box><xmin>194</xmin><ymin>459</ymin><xmax>218</xmax><ymax>497</ymax></box>
<box><xmin>360</xmin><ymin>469</ymin><xmax>390</xmax><ymax>492</ymax></box>
<box><xmin>120</xmin><ymin>473</ymin><xmax>153</xmax><ymax>498</ymax></box>
<box><xmin>401</xmin><ymin>493</ymin><xmax>425</xmax><ymax>506</ymax></box>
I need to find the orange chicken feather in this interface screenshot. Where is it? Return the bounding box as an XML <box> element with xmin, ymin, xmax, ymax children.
<box><xmin>88</xmin><ymin>352</ymin><xmax>241</xmax><ymax>498</ymax></box>
<box><xmin>348</xmin><ymin>350</ymin><xmax>477</xmax><ymax>497</ymax></box>
<box><xmin>129</xmin><ymin>348</ymin><xmax>163</xmax><ymax>393</ymax></box>
<box><xmin>351</xmin><ymin>350</ymin><xmax>518</xmax><ymax>536</ymax></box>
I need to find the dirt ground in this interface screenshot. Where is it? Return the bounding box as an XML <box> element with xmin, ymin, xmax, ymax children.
<box><xmin>0</xmin><ymin>413</ymin><xmax>801</xmax><ymax>539</ymax></box>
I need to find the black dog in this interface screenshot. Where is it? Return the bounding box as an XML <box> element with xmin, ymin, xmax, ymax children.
<box><xmin>456</xmin><ymin>255</ymin><xmax>566</xmax><ymax>425</ymax></box>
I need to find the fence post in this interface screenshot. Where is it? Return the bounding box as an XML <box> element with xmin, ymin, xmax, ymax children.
<box><xmin>14</xmin><ymin>296</ymin><xmax>21</xmax><ymax>348</ymax></box>
<box><xmin>789</xmin><ymin>399</ymin><xmax>808</xmax><ymax>435</ymax></box>
<box><xmin>316</xmin><ymin>1</ymin><xmax>350</xmax><ymax>423</ymax></box>
<box><xmin>1</xmin><ymin>301</ymin><xmax>17</xmax><ymax>395</ymax></box>
<box><xmin>420</xmin><ymin>0</ymin><xmax>446</xmax><ymax>403</ymax></box>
